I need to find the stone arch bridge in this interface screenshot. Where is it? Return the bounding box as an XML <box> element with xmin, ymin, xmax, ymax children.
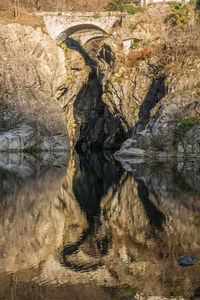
<box><xmin>37</xmin><ymin>12</ymin><xmax>121</xmax><ymax>45</ymax></box>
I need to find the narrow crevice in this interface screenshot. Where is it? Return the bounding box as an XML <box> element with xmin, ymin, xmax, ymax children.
<box><xmin>63</xmin><ymin>39</ymin><xmax>128</xmax><ymax>153</ymax></box>
<box><xmin>133</xmin><ymin>75</ymin><xmax>168</xmax><ymax>133</ymax></box>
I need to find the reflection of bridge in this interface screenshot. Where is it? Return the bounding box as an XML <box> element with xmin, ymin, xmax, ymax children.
<box><xmin>37</xmin><ymin>12</ymin><xmax>121</xmax><ymax>45</ymax></box>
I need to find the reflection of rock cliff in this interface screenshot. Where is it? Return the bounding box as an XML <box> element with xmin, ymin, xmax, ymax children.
<box><xmin>99</xmin><ymin>161</ymin><xmax>200</xmax><ymax>297</ymax></box>
<box><xmin>0</xmin><ymin>154</ymin><xmax>70</xmax><ymax>275</ymax></box>
<box><xmin>50</xmin><ymin>159</ymin><xmax>200</xmax><ymax>299</ymax></box>
<box><xmin>1</xmin><ymin>154</ymin><xmax>200</xmax><ymax>299</ymax></box>
<box><xmin>32</xmin><ymin>158</ymin><xmax>200</xmax><ymax>297</ymax></box>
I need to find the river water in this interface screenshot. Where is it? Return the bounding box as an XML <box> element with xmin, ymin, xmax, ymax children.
<box><xmin>0</xmin><ymin>151</ymin><xmax>200</xmax><ymax>299</ymax></box>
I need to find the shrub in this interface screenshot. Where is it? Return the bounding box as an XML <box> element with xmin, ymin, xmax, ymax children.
<box><xmin>104</xmin><ymin>0</ymin><xmax>138</xmax><ymax>11</ymax></box>
<box><xmin>93</xmin><ymin>12</ymin><xmax>101</xmax><ymax>18</ymax></box>
<box><xmin>172</xmin><ymin>3</ymin><xmax>189</xmax><ymax>27</ymax></box>
<box><xmin>130</xmin><ymin>41</ymin><xmax>138</xmax><ymax>49</ymax></box>
<box><xmin>121</xmin><ymin>4</ymin><xmax>143</xmax><ymax>14</ymax></box>
<box><xmin>142</xmin><ymin>39</ymin><xmax>151</xmax><ymax>46</ymax></box>
<box><xmin>125</xmin><ymin>47</ymin><xmax>155</xmax><ymax>68</ymax></box>
<box><xmin>172</xmin><ymin>118</ymin><xmax>200</xmax><ymax>146</ymax></box>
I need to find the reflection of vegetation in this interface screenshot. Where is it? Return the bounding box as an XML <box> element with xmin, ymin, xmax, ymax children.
<box><xmin>192</xmin><ymin>215</ymin><xmax>200</xmax><ymax>227</ymax></box>
<box><xmin>120</xmin><ymin>171</ymin><xmax>128</xmax><ymax>184</ymax></box>
<box><xmin>104</xmin><ymin>285</ymin><xmax>137</xmax><ymax>299</ymax></box>
<box><xmin>23</xmin><ymin>144</ymin><xmax>42</xmax><ymax>153</ymax></box>
<box><xmin>166</xmin><ymin>277</ymin><xmax>182</xmax><ymax>298</ymax></box>
<box><xmin>174</xmin><ymin>188</ymin><xmax>200</xmax><ymax>197</ymax></box>
<box><xmin>173</xmin><ymin>169</ymin><xmax>200</xmax><ymax>196</ymax></box>
<box><xmin>127</xmin><ymin>253</ymin><xmax>136</xmax><ymax>262</ymax></box>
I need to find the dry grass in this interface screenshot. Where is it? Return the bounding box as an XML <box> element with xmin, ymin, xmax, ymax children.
<box><xmin>125</xmin><ymin>46</ymin><xmax>155</xmax><ymax>68</ymax></box>
<box><xmin>0</xmin><ymin>9</ymin><xmax>46</xmax><ymax>31</ymax></box>
<box><xmin>0</xmin><ymin>0</ymin><xmax>109</xmax><ymax>13</ymax></box>
<box><xmin>124</xmin><ymin>4</ymin><xmax>200</xmax><ymax>72</ymax></box>
<box><xmin>155</xmin><ymin>29</ymin><xmax>200</xmax><ymax>72</ymax></box>
<box><xmin>0</xmin><ymin>0</ymin><xmax>111</xmax><ymax>29</ymax></box>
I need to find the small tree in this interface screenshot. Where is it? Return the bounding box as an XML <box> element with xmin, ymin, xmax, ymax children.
<box><xmin>30</xmin><ymin>0</ymin><xmax>48</xmax><ymax>11</ymax></box>
<box><xmin>172</xmin><ymin>3</ymin><xmax>188</xmax><ymax>28</ymax></box>
<box><xmin>13</xmin><ymin>0</ymin><xmax>20</xmax><ymax>18</ymax></box>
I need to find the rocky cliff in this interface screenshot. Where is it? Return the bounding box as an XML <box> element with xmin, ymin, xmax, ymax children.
<box><xmin>1</xmin><ymin>4</ymin><xmax>199</xmax><ymax>157</ymax></box>
<box><xmin>111</xmin><ymin>5</ymin><xmax>200</xmax><ymax>160</ymax></box>
<box><xmin>0</xmin><ymin>24</ymin><xmax>70</xmax><ymax>154</ymax></box>
<box><xmin>53</xmin><ymin>4</ymin><xmax>200</xmax><ymax>157</ymax></box>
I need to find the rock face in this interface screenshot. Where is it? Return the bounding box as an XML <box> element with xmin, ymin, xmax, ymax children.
<box><xmin>1</xmin><ymin>5</ymin><xmax>199</xmax><ymax>157</ymax></box>
<box><xmin>115</xmin><ymin>90</ymin><xmax>200</xmax><ymax>160</ymax></box>
<box><xmin>57</xmin><ymin>4</ymin><xmax>199</xmax><ymax>154</ymax></box>
<box><xmin>61</xmin><ymin>37</ymin><xmax>200</xmax><ymax>156</ymax></box>
<box><xmin>59</xmin><ymin>41</ymin><xmax>129</xmax><ymax>153</ymax></box>
<box><xmin>114</xmin><ymin>37</ymin><xmax>200</xmax><ymax>159</ymax></box>
<box><xmin>0</xmin><ymin>24</ymin><xmax>70</xmax><ymax>152</ymax></box>
<box><xmin>46</xmin><ymin>4</ymin><xmax>199</xmax><ymax>157</ymax></box>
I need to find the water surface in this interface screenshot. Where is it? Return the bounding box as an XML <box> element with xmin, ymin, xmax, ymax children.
<box><xmin>0</xmin><ymin>152</ymin><xmax>200</xmax><ymax>299</ymax></box>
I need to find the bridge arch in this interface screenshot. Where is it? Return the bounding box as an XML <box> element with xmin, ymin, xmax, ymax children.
<box><xmin>84</xmin><ymin>35</ymin><xmax>105</xmax><ymax>46</ymax></box>
<box><xmin>55</xmin><ymin>24</ymin><xmax>107</xmax><ymax>45</ymax></box>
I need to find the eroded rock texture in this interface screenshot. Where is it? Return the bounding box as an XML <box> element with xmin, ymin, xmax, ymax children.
<box><xmin>0</xmin><ymin>24</ymin><xmax>69</xmax><ymax>152</ymax></box>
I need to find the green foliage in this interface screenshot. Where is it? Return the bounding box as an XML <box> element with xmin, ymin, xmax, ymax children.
<box><xmin>172</xmin><ymin>117</ymin><xmax>200</xmax><ymax>145</ymax></box>
<box><xmin>115</xmin><ymin>77</ymin><xmax>122</xmax><ymax>83</ymax></box>
<box><xmin>121</xmin><ymin>120</ymin><xmax>129</xmax><ymax>132</ymax></box>
<box><xmin>142</xmin><ymin>38</ymin><xmax>151</xmax><ymax>46</ymax></box>
<box><xmin>172</xmin><ymin>3</ymin><xmax>189</xmax><ymax>27</ymax></box>
<box><xmin>130</xmin><ymin>41</ymin><xmax>138</xmax><ymax>49</ymax></box>
<box><xmin>172</xmin><ymin>117</ymin><xmax>200</xmax><ymax>125</ymax></box>
<box><xmin>147</xmin><ymin>63</ymin><xmax>160</xmax><ymax>79</ymax></box>
<box><xmin>57</xmin><ymin>12</ymin><xmax>62</xmax><ymax>16</ymax></box>
<box><xmin>93</xmin><ymin>12</ymin><xmax>101</xmax><ymax>18</ymax></box>
<box><xmin>104</xmin><ymin>0</ymin><xmax>137</xmax><ymax>11</ymax></box>
<box><xmin>121</xmin><ymin>4</ymin><xmax>143</xmax><ymax>14</ymax></box>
